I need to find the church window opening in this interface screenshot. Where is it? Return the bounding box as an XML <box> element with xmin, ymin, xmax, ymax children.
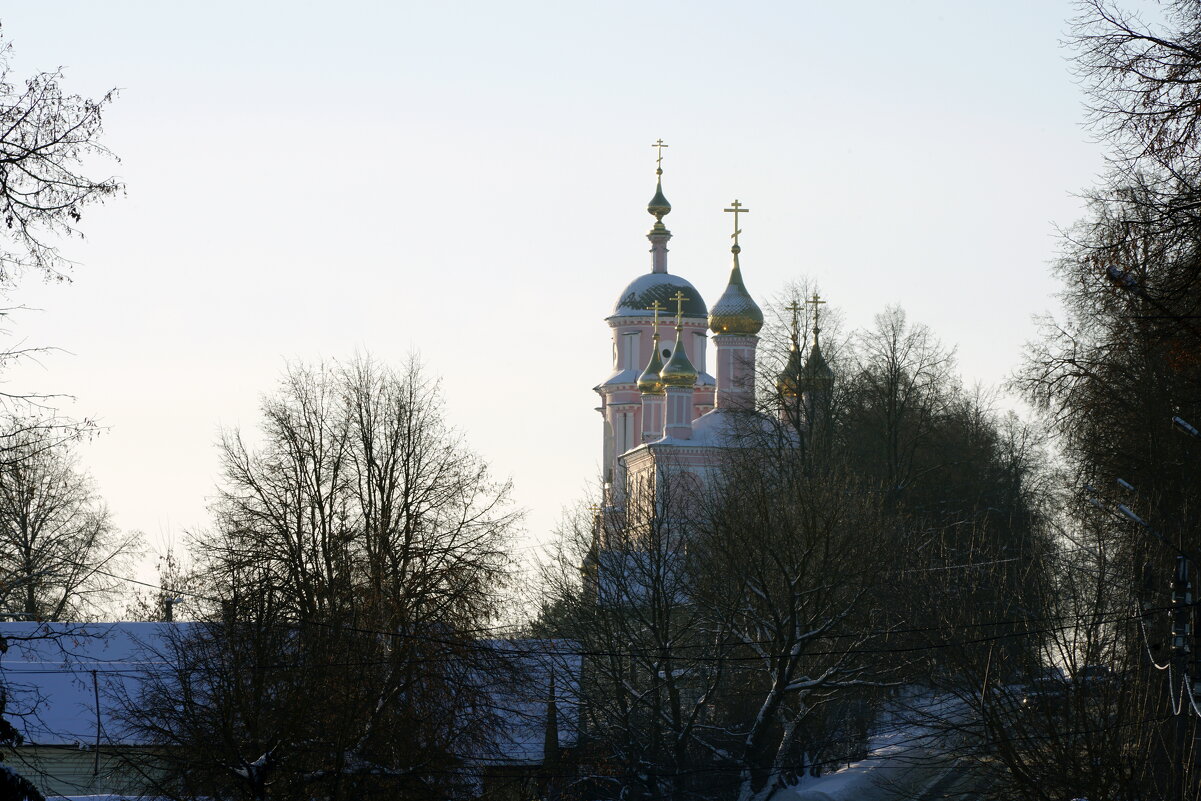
<box><xmin>616</xmin><ymin>411</ymin><xmax>634</xmax><ymax>455</ymax></box>
<box><xmin>621</xmin><ymin>331</ymin><xmax>640</xmax><ymax>370</ymax></box>
<box><xmin>603</xmin><ymin>419</ymin><xmax>615</xmax><ymax>480</ymax></box>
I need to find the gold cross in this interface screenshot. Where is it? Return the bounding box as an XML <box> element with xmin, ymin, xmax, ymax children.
<box><xmin>723</xmin><ymin>199</ymin><xmax>750</xmax><ymax>245</ymax></box>
<box><xmin>669</xmin><ymin>290</ymin><xmax>690</xmax><ymax>326</ymax></box>
<box><xmin>784</xmin><ymin>301</ymin><xmax>803</xmax><ymax>342</ymax></box>
<box><xmin>805</xmin><ymin>292</ymin><xmax>827</xmax><ymax>334</ymax></box>
<box><xmin>647</xmin><ymin>300</ymin><xmax>666</xmax><ymax>333</ymax></box>
<box><xmin>652</xmin><ymin>139</ymin><xmax>669</xmax><ymax>172</ymax></box>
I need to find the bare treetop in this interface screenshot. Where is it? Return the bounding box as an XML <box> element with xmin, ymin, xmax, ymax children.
<box><xmin>0</xmin><ymin>26</ymin><xmax>122</xmax><ymax>285</ymax></box>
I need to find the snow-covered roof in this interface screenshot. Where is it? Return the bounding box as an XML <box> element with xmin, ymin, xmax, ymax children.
<box><xmin>0</xmin><ymin>622</ymin><xmax>181</xmax><ymax>747</ymax></box>
<box><xmin>480</xmin><ymin>639</ymin><xmax>581</xmax><ymax>767</ymax></box>
<box><xmin>1</xmin><ymin>624</ymin><xmax>581</xmax><ymax>767</ymax></box>
<box><xmin>599</xmin><ymin>368</ymin><xmax>639</xmax><ymax>388</ymax></box>
<box><xmin>600</xmin><ymin>368</ymin><xmax>716</xmax><ymax>393</ymax></box>
<box><xmin>644</xmin><ymin>407</ymin><xmax>778</xmax><ymax>449</ymax></box>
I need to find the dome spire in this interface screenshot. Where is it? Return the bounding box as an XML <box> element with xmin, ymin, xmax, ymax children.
<box><xmin>660</xmin><ymin>290</ymin><xmax>698</xmax><ymax>387</ymax></box>
<box><xmin>660</xmin><ymin>290</ymin><xmax>697</xmax><ymax>440</ymax></box>
<box><xmin>637</xmin><ymin>301</ymin><xmax>668</xmax><ymax>395</ymax></box>
<box><xmin>803</xmin><ymin>292</ymin><xmax>834</xmax><ymax>392</ymax></box>
<box><xmin>647</xmin><ymin>139</ymin><xmax>672</xmax><ymax>223</ymax></box>
<box><xmin>709</xmin><ymin>198</ymin><xmax>764</xmax><ymax>336</ymax></box>
<box><xmin>807</xmin><ymin>292</ymin><xmax>828</xmax><ymax>346</ymax></box>
<box><xmin>777</xmin><ymin>300</ymin><xmax>805</xmax><ymax>398</ymax></box>
<box><xmin>647</xmin><ymin>139</ymin><xmax>672</xmax><ymax>274</ymax></box>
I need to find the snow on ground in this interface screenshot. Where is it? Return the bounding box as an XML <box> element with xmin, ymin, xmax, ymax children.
<box><xmin>781</xmin><ymin>692</ymin><xmax>968</xmax><ymax>801</ymax></box>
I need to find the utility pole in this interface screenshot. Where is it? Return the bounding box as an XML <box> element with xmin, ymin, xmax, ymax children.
<box><xmin>1103</xmin><ymin>468</ymin><xmax>1200</xmax><ymax>800</ymax></box>
<box><xmin>92</xmin><ymin>668</ymin><xmax>101</xmax><ymax>779</ymax></box>
<box><xmin>1177</xmin><ymin>416</ymin><xmax>1201</xmax><ymax>800</ymax></box>
<box><xmin>1172</xmin><ymin>555</ymin><xmax>1193</xmax><ymax>801</ymax></box>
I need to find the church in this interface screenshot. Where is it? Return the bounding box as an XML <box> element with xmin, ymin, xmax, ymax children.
<box><xmin>594</xmin><ymin>143</ymin><xmax>834</xmax><ymax>525</ymax></box>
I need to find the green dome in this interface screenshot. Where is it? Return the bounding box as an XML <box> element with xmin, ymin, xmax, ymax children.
<box><xmin>611</xmin><ymin>273</ymin><xmax>709</xmax><ymax>319</ymax></box>
<box><xmin>647</xmin><ymin>179</ymin><xmax>671</xmax><ymax>221</ymax></box>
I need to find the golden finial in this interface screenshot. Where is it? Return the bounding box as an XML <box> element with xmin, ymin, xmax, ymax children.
<box><xmin>648</xmin><ymin>140</ymin><xmax>672</xmax><ymax>223</ymax></box>
<box><xmin>669</xmin><ymin>290</ymin><xmax>690</xmax><ymax>327</ymax></box>
<box><xmin>805</xmin><ymin>292</ymin><xmax>827</xmax><ymax>337</ymax></box>
<box><xmin>723</xmin><ymin>199</ymin><xmax>750</xmax><ymax>252</ymax></box>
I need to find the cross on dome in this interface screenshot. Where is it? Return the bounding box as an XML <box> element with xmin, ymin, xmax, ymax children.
<box><xmin>647</xmin><ymin>300</ymin><xmax>666</xmax><ymax>334</ymax></box>
<box><xmin>784</xmin><ymin>300</ymin><xmax>803</xmax><ymax>344</ymax></box>
<box><xmin>652</xmin><ymin>139</ymin><xmax>669</xmax><ymax>174</ymax></box>
<box><xmin>806</xmin><ymin>292</ymin><xmax>827</xmax><ymax>336</ymax></box>
<box><xmin>669</xmin><ymin>291</ymin><xmax>690</xmax><ymax>327</ymax></box>
<box><xmin>723</xmin><ymin>199</ymin><xmax>749</xmax><ymax>250</ymax></box>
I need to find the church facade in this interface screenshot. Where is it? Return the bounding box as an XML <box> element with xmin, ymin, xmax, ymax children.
<box><xmin>594</xmin><ymin>149</ymin><xmax>832</xmax><ymax>528</ymax></box>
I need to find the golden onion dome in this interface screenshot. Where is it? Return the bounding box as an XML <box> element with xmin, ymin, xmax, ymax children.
<box><xmin>637</xmin><ymin>333</ymin><xmax>667</xmax><ymax>395</ymax></box>
<box><xmin>708</xmin><ymin>248</ymin><xmax>764</xmax><ymax>335</ymax></box>
<box><xmin>660</xmin><ymin>327</ymin><xmax>698</xmax><ymax>387</ymax></box>
<box><xmin>776</xmin><ymin>343</ymin><xmax>805</xmax><ymax>397</ymax></box>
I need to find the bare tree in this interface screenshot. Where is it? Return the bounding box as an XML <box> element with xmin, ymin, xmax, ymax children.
<box><xmin>0</xmin><ymin>24</ymin><xmax>121</xmax><ymax>800</ymax></box>
<box><xmin>840</xmin><ymin>306</ymin><xmax>957</xmax><ymax>496</ymax></box>
<box><xmin>909</xmin><ymin>506</ymin><xmax>1173</xmax><ymax>801</ymax></box>
<box><xmin>121</xmin><ymin>548</ymin><xmax>196</xmax><ymax>622</ymax></box>
<box><xmin>750</xmin><ymin>296</ymin><xmax>1061</xmax><ymax>795</ymax></box>
<box><xmin>535</xmin><ymin>439</ymin><xmax>898</xmax><ymax>801</ymax></box>
<box><xmin>536</xmin><ymin>471</ymin><xmax>731</xmax><ymax>801</ymax></box>
<box><xmin>0</xmin><ymin>418</ymin><xmax>134</xmax><ymax>621</ymax></box>
<box><xmin>123</xmin><ymin>356</ymin><xmax>519</xmax><ymax>801</ymax></box>
<box><xmin>692</xmin><ymin>450</ymin><xmax>896</xmax><ymax>801</ymax></box>
<box><xmin>1074</xmin><ymin>1</ymin><xmax>1201</xmax><ymax>165</ymax></box>
<box><xmin>0</xmin><ymin>24</ymin><xmax>121</xmax><ymax>284</ymax></box>
<box><xmin>1020</xmin><ymin>71</ymin><xmax>1201</xmax><ymax>801</ymax></box>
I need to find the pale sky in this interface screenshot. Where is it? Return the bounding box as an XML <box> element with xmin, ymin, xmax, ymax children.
<box><xmin>1</xmin><ymin>1</ymin><xmax>1112</xmax><ymax>574</ymax></box>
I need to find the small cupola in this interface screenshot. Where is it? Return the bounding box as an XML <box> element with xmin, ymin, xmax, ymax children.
<box><xmin>777</xmin><ymin>342</ymin><xmax>805</xmax><ymax>397</ymax></box>
<box><xmin>709</xmin><ymin>245</ymin><xmax>763</xmax><ymax>335</ymax></box>
<box><xmin>638</xmin><ymin>306</ymin><xmax>668</xmax><ymax>395</ymax></box>
<box><xmin>709</xmin><ymin>199</ymin><xmax>763</xmax><ymax>335</ymax></box>
<box><xmin>660</xmin><ymin>290</ymin><xmax>698</xmax><ymax>388</ymax></box>
<box><xmin>660</xmin><ymin>325</ymin><xmax>697</xmax><ymax>387</ymax></box>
